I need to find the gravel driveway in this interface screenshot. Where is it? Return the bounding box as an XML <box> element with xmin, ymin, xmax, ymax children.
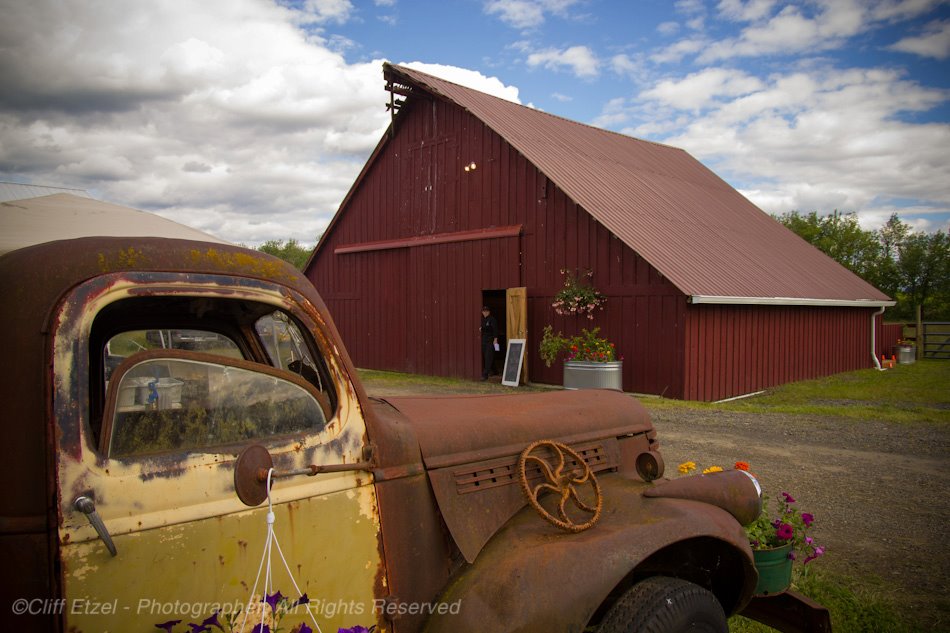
<box><xmin>645</xmin><ymin>405</ymin><xmax>949</xmax><ymax>630</ymax></box>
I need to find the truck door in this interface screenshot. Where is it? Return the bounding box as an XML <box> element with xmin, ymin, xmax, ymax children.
<box><xmin>52</xmin><ymin>275</ymin><xmax>386</xmax><ymax>632</ymax></box>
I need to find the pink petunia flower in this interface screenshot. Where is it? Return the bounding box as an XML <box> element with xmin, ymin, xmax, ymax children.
<box><xmin>801</xmin><ymin>512</ymin><xmax>814</xmax><ymax>526</ymax></box>
<box><xmin>776</xmin><ymin>522</ymin><xmax>794</xmax><ymax>540</ymax></box>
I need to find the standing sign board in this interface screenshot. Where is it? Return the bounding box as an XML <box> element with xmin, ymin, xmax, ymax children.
<box><xmin>502</xmin><ymin>339</ymin><xmax>526</xmax><ymax>387</ymax></box>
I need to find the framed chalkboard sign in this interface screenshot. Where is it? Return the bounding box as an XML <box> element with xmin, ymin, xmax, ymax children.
<box><xmin>502</xmin><ymin>338</ymin><xmax>526</xmax><ymax>387</ymax></box>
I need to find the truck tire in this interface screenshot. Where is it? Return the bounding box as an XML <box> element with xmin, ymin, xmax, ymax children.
<box><xmin>598</xmin><ymin>576</ymin><xmax>727</xmax><ymax>633</ymax></box>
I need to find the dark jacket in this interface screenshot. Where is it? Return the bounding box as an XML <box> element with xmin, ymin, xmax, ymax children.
<box><xmin>480</xmin><ymin>315</ymin><xmax>498</xmax><ymax>341</ymax></box>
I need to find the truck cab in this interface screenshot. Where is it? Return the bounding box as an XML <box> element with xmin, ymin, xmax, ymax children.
<box><xmin>1</xmin><ymin>230</ymin><xmax>786</xmax><ymax>633</ymax></box>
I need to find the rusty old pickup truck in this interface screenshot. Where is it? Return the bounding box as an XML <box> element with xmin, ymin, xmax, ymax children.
<box><xmin>0</xmin><ymin>234</ymin><xmax>823</xmax><ymax>633</ymax></box>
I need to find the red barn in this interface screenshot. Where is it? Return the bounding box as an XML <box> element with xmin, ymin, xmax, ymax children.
<box><xmin>305</xmin><ymin>64</ymin><xmax>893</xmax><ymax>401</ymax></box>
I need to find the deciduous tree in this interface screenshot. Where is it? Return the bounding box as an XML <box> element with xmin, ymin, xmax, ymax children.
<box><xmin>257</xmin><ymin>239</ymin><xmax>313</xmax><ymax>270</ymax></box>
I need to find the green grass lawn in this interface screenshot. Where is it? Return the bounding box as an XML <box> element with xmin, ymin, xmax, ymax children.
<box><xmin>729</xmin><ymin>568</ymin><xmax>924</xmax><ymax>633</ymax></box>
<box><xmin>644</xmin><ymin>359</ymin><xmax>950</xmax><ymax>424</ymax></box>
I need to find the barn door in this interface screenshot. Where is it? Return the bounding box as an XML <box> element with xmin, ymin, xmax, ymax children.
<box><xmin>506</xmin><ymin>287</ymin><xmax>528</xmax><ymax>384</ymax></box>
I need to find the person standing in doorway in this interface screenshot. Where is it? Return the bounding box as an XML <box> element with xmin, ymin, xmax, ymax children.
<box><xmin>480</xmin><ymin>306</ymin><xmax>499</xmax><ymax>381</ymax></box>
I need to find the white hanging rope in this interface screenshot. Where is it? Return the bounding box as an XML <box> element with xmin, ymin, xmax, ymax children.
<box><xmin>239</xmin><ymin>468</ymin><xmax>323</xmax><ymax>633</ymax></box>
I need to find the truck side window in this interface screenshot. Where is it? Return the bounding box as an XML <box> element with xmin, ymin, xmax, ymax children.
<box><xmin>104</xmin><ymin>355</ymin><xmax>328</xmax><ymax>458</ymax></box>
<box><xmin>255</xmin><ymin>311</ymin><xmax>325</xmax><ymax>392</ymax></box>
<box><xmin>91</xmin><ymin>297</ymin><xmax>338</xmax><ymax>453</ymax></box>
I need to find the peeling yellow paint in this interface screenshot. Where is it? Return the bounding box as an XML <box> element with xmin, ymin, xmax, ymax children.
<box><xmin>52</xmin><ymin>274</ymin><xmax>384</xmax><ymax>631</ymax></box>
<box><xmin>97</xmin><ymin>247</ymin><xmax>146</xmax><ymax>272</ymax></box>
<box><xmin>62</xmin><ymin>490</ymin><xmax>384</xmax><ymax>631</ymax></box>
<box><xmin>188</xmin><ymin>248</ymin><xmax>297</xmax><ymax>282</ymax></box>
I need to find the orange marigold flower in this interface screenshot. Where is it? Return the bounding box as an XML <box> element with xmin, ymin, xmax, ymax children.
<box><xmin>678</xmin><ymin>461</ymin><xmax>696</xmax><ymax>474</ymax></box>
<box><xmin>734</xmin><ymin>461</ymin><xmax>750</xmax><ymax>471</ymax></box>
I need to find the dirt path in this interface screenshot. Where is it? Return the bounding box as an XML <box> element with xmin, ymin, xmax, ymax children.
<box><xmin>362</xmin><ymin>375</ymin><xmax>949</xmax><ymax>629</ymax></box>
<box><xmin>634</xmin><ymin>406</ymin><xmax>948</xmax><ymax>630</ymax></box>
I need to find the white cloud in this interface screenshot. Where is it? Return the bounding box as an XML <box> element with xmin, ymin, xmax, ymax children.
<box><xmin>625</xmin><ymin>65</ymin><xmax>950</xmax><ymax>222</ymax></box>
<box><xmin>674</xmin><ymin>0</ymin><xmax>708</xmax><ymax>31</ymax></box>
<box><xmin>300</xmin><ymin>0</ymin><xmax>354</xmax><ymax>25</ymax></box>
<box><xmin>551</xmin><ymin>92</ymin><xmax>573</xmax><ymax>102</ymax></box>
<box><xmin>717</xmin><ymin>0</ymin><xmax>777</xmax><ymax>22</ymax></box>
<box><xmin>650</xmin><ymin>37</ymin><xmax>708</xmax><ymax>64</ymax></box>
<box><xmin>657</xmin><ymin>21</ymin><xmax>680</xmax><ymax>36</ymax></box>
<box><xmin>698</xmin><ymin>3</ymin><xmax>864</xmax><ymax>61</ymax></box>
<box><xmin>611</xmin><ymin>53</ymin><xmax>643</xmax><ymax>78</ymax></box>
<box><xmin>664</xmin><ymin>1</ymin><xmax>949</xmax><ymax>65</ymax></box>
<box><xmin>486</xmin><ymin>0</ymin><xmax>544</xmax><ymax>28</ymax></box>
<box><xmin>870</xmin><ymin>0</ymin><xmax>945</xmax><ymax>23</ymax></box>
<box><xmin>400</xmin><ymin>62</ymin><xmax>523</xmax><ymax>103</ymax></box>
<box><xmin>526</xmin><ymin>45</ymin><xmax>600</xmax><ymax>78</ymax></box>
<box><xmin>483</xmin><ymin>0</ymin><xmax>581</xmax><ymax>29</ymax></box>
<box><xmin>640</xmin><ymin>68</ymin><xmax>765</xmax><ymax>111</ymax></box>
<box><xmin>0</xmin><ymin>0</ymin><xmax>511</xmax><ymax>245</ymax></box>
<box><xmin>591</xmin><ymin>97</ymin><xmax>631</xmax><ymax>128</ymax></box>
<box><xmin>889</xmin><ymin>19</ymin><xmax>950</xmax><ymax>59</ymax></box>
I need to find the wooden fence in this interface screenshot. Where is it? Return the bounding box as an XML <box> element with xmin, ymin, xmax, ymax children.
<box><xmin>898</xmin><ymin>322</ymin><xmax>950</xmax><ymax>359</ymax></box>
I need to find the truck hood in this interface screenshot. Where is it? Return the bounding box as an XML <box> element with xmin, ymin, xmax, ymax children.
<box><xmin>382</xmin><ymin>389</ymin><xmax>655</xmax><ymax>562</ymax></box>
<box><xmin>383</xmin><ymin>388</ymin><xmax>652</xmax><ymax>469</ymax></box>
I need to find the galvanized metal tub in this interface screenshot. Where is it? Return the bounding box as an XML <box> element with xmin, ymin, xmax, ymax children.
<box><xmin>563</xmin><ymin>360</ymin><xmax>623</xmax><ymax>390</ymax></box>
<box><xmin>897</xmin><ymin>345</ymin><xmax>916</xmax><ymax>364</ymax></box>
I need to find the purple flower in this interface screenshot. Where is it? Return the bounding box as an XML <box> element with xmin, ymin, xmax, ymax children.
<box><xmin>804</xmin><ymin>545</ymin><xmax>826</xmax><ymax>564</ymax></box>
<box><xmin>776</xmin><ymin>522</ymin><xmax>795</xmax><ymax>540</ymax></box>
<box><xmin>802</xmin><ymin>512</ymin><xmax>814</xmax><ymax>526</ymax></box>
<box><xmin>265</xmin><ymin>590</ymin><xmax>284</xmax><ymax>612</ymax></box>
<box><xmin>338</xmin><ymin>627</ymin><xmax>375</xmax><ymax>633</ymax></box>
<box><xmin>156</xmin><ymin>621</ymin><xmax>182</xmax><ymax>633</ymax></box>
<box><xmin>782</xmin><ymin>492</ymin><xmax>796</xmax><ymax>503</ymax></box>
<box><xmin>252</xmin><ymin>625</ymin><xmax>271</xmax><ymax>633</ymax></box>
<box><xmin>805</xmin><ymin>536</ymin><xmax>814</xmax><ymax>545</ymax></box>
<box><xmin>294</xmin><ymin>624</ymin><xmax>314</xmax><ymax>633</ymax></box>
<box><xmin>788</xmin><ymin>551</ymin><xmax>796</xmax><ymax>560</ymax></box>
<box><xmin>292</xmin><ymin>594</ymin><xmax>310</xmax><ymax>608</ymax></box>
<box><xmin>188</xmin><ymin>625</ymin><xmax>209</xmax><ymax>633</ymax></box>
<box><xmin>201</xmin><ymin>612</ymin><xmax>225</xmax><ymax>632</ymax></box>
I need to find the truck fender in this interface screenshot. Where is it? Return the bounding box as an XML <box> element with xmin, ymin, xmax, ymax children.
<box><xmin>421</xmin><ymin>476</ymin><xmax>756</xmax><ymax>633</ymax></box>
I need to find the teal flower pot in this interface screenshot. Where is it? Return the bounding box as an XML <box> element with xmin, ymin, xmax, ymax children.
<box><xmin>753</xmin><ymin>542</ymin><xmax>793</xmax><ymax>596</ymax></box>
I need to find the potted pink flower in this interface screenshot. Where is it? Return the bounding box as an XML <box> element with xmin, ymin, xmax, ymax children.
<box><xmin>678</xmin><ymin>462</ymin><xmax>824</xmax><ymax>596</ymax></box>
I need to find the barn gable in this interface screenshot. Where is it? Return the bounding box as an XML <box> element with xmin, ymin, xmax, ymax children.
<box><xmin>375</xmin><ymin>64</ymin><xmax>891</xmax><ymax>307</ymax></box>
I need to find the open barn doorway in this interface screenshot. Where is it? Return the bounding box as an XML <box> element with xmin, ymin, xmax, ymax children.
<box><xmin>482</xmin><ymin>290</ymin><xmax>507</xmax><ymax>378</ymax></box>
<box><xmin>482</xmin><ymin>287</ymin><xmax>528</xmax><ymax>383</ymax></box>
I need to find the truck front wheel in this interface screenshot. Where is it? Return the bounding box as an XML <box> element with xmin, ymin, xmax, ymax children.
<box><xmin>598</xmin><ymin>576</ymin><xmax>727</xmax><ymax>633</ymax></box>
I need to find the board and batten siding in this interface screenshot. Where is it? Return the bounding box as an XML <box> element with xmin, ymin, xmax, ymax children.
<box><xmin>683</xmin><ymin>304</ymin><xmax>879</xmax><ymax>401</ymax></box>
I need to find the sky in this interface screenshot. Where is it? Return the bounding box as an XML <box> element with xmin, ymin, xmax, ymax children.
<box><xmin>1</xmin><ymin>0</ymin><xmax>948</xmax><ymax>246</ymax></box>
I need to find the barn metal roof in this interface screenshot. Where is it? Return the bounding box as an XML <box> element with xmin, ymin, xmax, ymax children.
<box><xmin>385</xmin><ymin>64</ymin><xmax>892</xmax><ymax>307</ymax></box>
<box><xmin>0</xmin><ymin>193</ymin><xmax>228</xmax><ymax>255</ymax></box>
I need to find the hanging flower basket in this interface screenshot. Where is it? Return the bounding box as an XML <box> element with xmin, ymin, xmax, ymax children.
<box><xmin>552</xmin><ymin>269</ymin><xmax>605</xmax><ymax>319</ymax></box>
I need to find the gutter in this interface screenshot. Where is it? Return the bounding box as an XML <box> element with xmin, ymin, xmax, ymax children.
<box><xmin>871</xmin><ymin>306</ymin><xmax>886</xmax><ymax>371</ymax></box>
<box><xmin>690</xmin><ymin>295</ymin><xmax>896</xmax><ymax>308</ymax></box>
